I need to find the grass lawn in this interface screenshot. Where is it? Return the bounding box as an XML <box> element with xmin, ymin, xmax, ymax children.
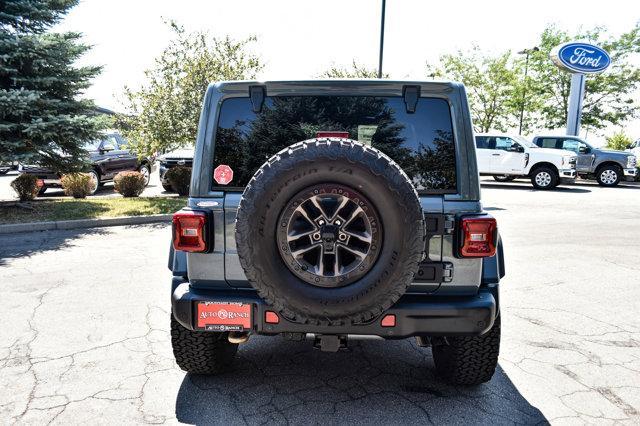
<box><xmin>0</xmin><ymin>197</ymin><xmax>186</xmax><ymax>224</ymax></box>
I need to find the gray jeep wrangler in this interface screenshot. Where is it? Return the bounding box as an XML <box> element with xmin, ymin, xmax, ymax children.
<box><xmin>168</xmin><ymin>80</ymin><xmax>505</xmax><ymax>385</ymax></box>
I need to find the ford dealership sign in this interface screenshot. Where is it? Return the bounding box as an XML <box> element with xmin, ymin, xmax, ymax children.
<box><xmin>551</xmin><ymin>42</ymin><xmax>611</xmax><ymax>74</ymax></box>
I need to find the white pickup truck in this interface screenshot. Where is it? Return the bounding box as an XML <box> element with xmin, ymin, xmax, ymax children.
<box><xmin>475</xmin><ymin>134</ymin><xmax>577</xmax><ymax>189</ymax></box>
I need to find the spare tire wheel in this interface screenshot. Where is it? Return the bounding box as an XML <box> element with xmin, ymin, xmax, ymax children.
<box><xmin>235</xmin><ymin>138</ymin><xmax>425</xmax><ymax>325</ymax></box>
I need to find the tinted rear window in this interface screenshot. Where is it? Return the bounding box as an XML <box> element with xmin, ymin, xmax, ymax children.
<box><xmin>213</xmin><ymin>96</ymin><xmax>456</xmax><ymax>192</ymax></box>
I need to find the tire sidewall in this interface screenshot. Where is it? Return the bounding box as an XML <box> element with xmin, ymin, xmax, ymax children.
<box><xmin>237</xmin><ymin>141</ymin><xmax>423</xmax><ymax>323</ymax></box>
<box><xmin>597</xmin><ymin>165</ymin><xmax>621</xmax><ymax>187</ymax></box>
<box><xmin>88</xmin><ymin>170</ymin><xmax>100</xmax><ymax>195</ymax></box>
<box><xmin>531</xmin><ymin>167</ymin><xmax>557</xmax><ymax>190</ymax></box>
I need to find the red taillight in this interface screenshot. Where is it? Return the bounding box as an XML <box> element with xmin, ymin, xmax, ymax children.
<box><xmin>316</xmin><ymin>131</ymin><xmax>350</xmax><ymax>138</ymax></box>
<box><xmin>460</xmin><ymin>216</ymin><xmax>497</xmax><ymax>258</ymax></box>
<box><xmin>172</xmin><ymin>210</ymin><xmax>207</xmax><ymax>252</ymax></box>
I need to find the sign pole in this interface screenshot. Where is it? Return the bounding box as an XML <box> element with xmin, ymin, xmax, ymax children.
<box><xmin>566</xmin><ymin>73</ymin><xmax>586</xmax><ymax>136</ymax></box>
<box><xmin>550</xmin><ymin>42</ymin><xmax>610</xmax><ymax>137</ymax></box>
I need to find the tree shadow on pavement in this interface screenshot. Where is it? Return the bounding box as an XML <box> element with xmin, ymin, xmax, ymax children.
<box><xmin>175</xmin><ymin>336</ymin><xmax>545</xmax><ymax>424</ymax></box>
<box><xmin>0</xmin><ymin>227</ymin><xmax>108</xmax><ymax>267</ymax></box>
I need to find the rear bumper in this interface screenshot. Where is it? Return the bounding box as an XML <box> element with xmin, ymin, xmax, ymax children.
<box><xmin>171</xmin><ymin>281</ymin><xmax>498</xmax><ymax>337</ymax></box>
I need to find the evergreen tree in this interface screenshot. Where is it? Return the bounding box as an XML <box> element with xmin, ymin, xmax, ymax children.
<box><xmin>0</xmin><ymin>0</ymin><xmax>103</xmax><ymax>172</ymax></box>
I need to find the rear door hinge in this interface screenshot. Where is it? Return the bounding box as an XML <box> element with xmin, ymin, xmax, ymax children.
<box><xmin>415</xmin><ymin>261</ymin><xmax>454</xmax><ymax>283</ymax></box>
<box><xmin>444</xmin><ymin>214</ymin><xmax>455</xmax><ymax>234</ymax></box>
<box><xmin>442</xmin><ymin>262</ymin><xmax>453</xmax><ymax>282</ymax></box>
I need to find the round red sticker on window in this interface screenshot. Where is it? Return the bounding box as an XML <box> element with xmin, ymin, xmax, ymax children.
<box><xmin>214</xmin><ymin>164</ymin><xmax>234</xmax><ymax>185</ymax></box>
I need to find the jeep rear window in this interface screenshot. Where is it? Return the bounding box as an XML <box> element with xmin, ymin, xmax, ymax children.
<box><xmin>212</xmin><ymin>96</ymin><xmax>457</xmax><ymax>192</ymax></box>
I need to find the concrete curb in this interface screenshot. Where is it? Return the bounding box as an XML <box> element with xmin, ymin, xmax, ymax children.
<box><xmin>0</xmin><ymin>214</ymin><xmax>172</xmax><ymax>235</ymax></box>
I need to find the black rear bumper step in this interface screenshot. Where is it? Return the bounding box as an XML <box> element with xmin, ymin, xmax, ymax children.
<box><xmin>171</xmin><ymin>281</ymin><xmax>498</xmax><ymax>338</ymax></box>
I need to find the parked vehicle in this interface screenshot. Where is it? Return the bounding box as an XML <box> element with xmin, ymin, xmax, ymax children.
<box><xmin>168</xmin><ymin>80</ymin><xmax>505</xmax><ymax>385</ymax></box>
<box><xmin>532</xmin><ymin>136</ymin><xmax>637</xmax><ymax>187</ymax></box>
<box><xmin>158</xmin><ymin>148</ymin><xmax>194</xmax><ymax>192</ymax></box>
<box><xmin>19</xmin><ymin>132</ymin><xmax>153</xmax><ymax>195</ymax></box>
<box><xmin>475</xmin><ymin>134</ymin><xmax>577</xmax><ymax>189</ymax></box>
<box><xmin>0</xmin><ymin>161</ymin><xmax>19</xmax><ymax>175</ymax></box>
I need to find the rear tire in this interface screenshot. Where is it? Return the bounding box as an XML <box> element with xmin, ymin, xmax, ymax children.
<box><xmin>432</xmin><ymin>316</ymin><xmax>501</xmax><ymax>386</ymax></box>
<box><xmin>138</xmin><ymin>164</ymin><xmax>151</xmax><ymax>186</ymax></box>
<box><xmin>88</xmin><ymin>170</ymin><xmax>100</xmax><ymax>195</ymax></box>
<box><xmin>170</xmin><ymin>314</ymin><xmax>238</xmax><ymax>374</ymax></box>
<box><xmin>596</xmin><ymin>165</ymin><xmax>621</xmax><ymax>187</ymax></box>
<box><xmin>530</xmin><ymin>166</ymin><xmax>558</xmax><ymax>190</ymax></box>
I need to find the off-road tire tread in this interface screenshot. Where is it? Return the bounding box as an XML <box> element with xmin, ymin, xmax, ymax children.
<box><xmin>170</xmin><ymin>314</ymin><xmax>238</xmax><ymax>374</ymax></box>
<box><xmin>432</xmin><ymin>316</ymin><xmax>501</xmax><ymax>385</ymax></box>
<box><xmin>236</xmin><ymin>138</ymin><xmax>425</xmax><ymax>326</ymax></box>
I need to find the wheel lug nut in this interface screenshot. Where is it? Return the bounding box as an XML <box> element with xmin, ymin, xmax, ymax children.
<box><xmin>318</xmin><ymin>220</ymin><xmax>325</xmax><ymax>226</ymax></box>
<box><xmin>338</xmin><ymin>233</ymin><xmax>347</xmax><ymax>241</ymax></box>
<box><xmin>313</xmin><ymin>232</ymin><xmax>321</xmax><ymax>241</ymax></box>
<box><xmin>335</xmin><ymin>220</ymin><xmax>341</xmax><ymax>226</ymax></box>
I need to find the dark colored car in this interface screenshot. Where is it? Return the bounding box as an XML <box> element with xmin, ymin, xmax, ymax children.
<box><xmin>168</xmin><ymin>80</ymin><xmax>505</xmax><ymax>386</ymax></box>
<box><xmin>0</xmin><ymin>161</ymin><xmax>19</xmax><ymax>174</ymax></box>
<box><xmin>20</xmin><ymin>133</ymin><xmax>153</xmax><ymax>195</ymax></box>
<box><xmin>158</xmin><ymin>148</ymin><xmax>194</xmax><ymax>192</ymax></box>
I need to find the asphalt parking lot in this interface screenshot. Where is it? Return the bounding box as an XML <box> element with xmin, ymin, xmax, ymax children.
<box><xmin>1</xmin><ymin>178</ymin><xmax>639</xmax><ymax>424</ymax></box>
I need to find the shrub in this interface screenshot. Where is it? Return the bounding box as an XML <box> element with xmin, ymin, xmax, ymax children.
<box><xmin>61</xmin><ymin>173</ymin><xmax>94</xmax><ymax>199</ymax></box>
<box><xmin>605</xmin><ymin>132</ymin><xmax>633</xmax><ymax>151</ymax></box>
<box><xmin>114</xmin><ymin>171</ymin><xmax>146</xmax><ymax>197</ymax></box>
<box><xmin>11</xmin><ymin>174</ymin><xmax>39</xmax><ymax>201</ymax></box>
<box><xmin>166</xmin><ymin>166</ymin><xmax>191</xmax><ymax>196</ymax></box>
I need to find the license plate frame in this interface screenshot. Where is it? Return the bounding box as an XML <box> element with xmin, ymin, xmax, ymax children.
<box><xmin>196</xmin><ymin>301</ymin><xmax>252</xmax><ymax>331</ymax></box>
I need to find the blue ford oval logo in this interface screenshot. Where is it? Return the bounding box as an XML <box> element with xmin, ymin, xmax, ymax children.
<box><xmin>551</xmin><ymin>42</ymin><xmax>611</xmax><ymax>74</ymax></box>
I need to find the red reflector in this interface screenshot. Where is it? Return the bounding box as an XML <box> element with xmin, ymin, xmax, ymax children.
<box><xmin>381</xmin><ymin>314</ymin><xmax>396</xmax><ymax>327</ymax></box>
<box><xmin>460</xmin><ymin>216</ymin><xmax>497</xmax><ymax>258</ymax></box>
<box><xmin>172</xmin><ymin>210</ymin><xmax>207</xmax><ymax>252</ymax></box>
<box><xmin>316</xmin><ymin>131</ymin><xmax>350</xmax><ymax>138</ymax></box>
<box><xmin>265</xmin><ymin>311</ymin><xmax>279</xmax><ymax>324</ymax></box>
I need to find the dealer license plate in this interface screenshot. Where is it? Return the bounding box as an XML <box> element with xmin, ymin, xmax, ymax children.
<box><xmin>196</xmin><ymin>301</ymin><xmax>252</xmax><ymax>331</ymax></box>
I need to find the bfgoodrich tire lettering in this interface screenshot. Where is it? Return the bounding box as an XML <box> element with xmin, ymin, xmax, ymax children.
<box><xmin>170</xmin><ymin>314</ymin><xmax>238</xmax><ymax>374</ymax></box>
<box><xmin>235</xmin><ymin>138</ymin><xmax>425</xmax><ymax>325</ymax></box>
<box><xmin>432</xmin><ymin>315</ymin><xmax>501</xmax><ymax>385</ymax></box>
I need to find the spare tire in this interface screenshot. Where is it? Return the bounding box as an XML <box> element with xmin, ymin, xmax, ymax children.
<box><xmin>236</xmin><ymin>138</ymin><xmax>425</xmax><ymax>325</ymax></box>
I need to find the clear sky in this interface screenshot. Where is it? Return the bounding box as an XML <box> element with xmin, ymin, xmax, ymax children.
<box><xmin>55</xmin><ymin>0</ymin><xmax>640</xmax><ymax>143</ymax></box>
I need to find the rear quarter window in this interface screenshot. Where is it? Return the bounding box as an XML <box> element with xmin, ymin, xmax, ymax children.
<box><xmin>212</xmin><ymin>95</ymin><xmax>457</xmax><ymax>193</ymax></box>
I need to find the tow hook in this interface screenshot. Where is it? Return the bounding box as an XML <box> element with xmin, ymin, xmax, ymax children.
<box><xmin>228</xmin><ymin>332</ymin><xmax>250</xmax><ymax>344</ymax></box>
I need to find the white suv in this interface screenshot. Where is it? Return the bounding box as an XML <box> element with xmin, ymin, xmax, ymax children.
<box><xmin>475</xmin><ymin>134</ymin><xmax>577</xmax><ymax>189</ymax></box>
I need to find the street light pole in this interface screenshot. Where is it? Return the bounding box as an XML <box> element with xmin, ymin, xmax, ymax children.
<box><xmin>517</xmin><ymin>46</ymin><xmax>539</xmax><ymax>135</ymax></box>
<box><xmin>377</xmin><ymin>0</ymin><xmax>386</xmax><ymax>79</ymax></box>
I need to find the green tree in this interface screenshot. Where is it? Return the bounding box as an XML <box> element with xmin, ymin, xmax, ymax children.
<box><xmin>0</xmin><ymin>0</ymin><xmax>104</xmax><ymax>172</ymax></box>
<box><xmin>427</xmin><ymin>47</ymin><xmax>520</xmax><ymax>133</ymax></box>
<box><xmin>528</xmin><ymin>23</ymin><xmax>640</xmax><ymax>131</ymax></box>
<box><xmin>605</xmin><ymin>131</ymin><xmax>633</xmax><ymax>151</ymax></box>
<box><xmin>119</xmin><ymin>22</ymin><xmax>262</xmax><ymax>157</ymax></box>
<box><xmin>320</xmin><ymin>61</ymin><xmax>388</xmax><ymax>78</ymax></box>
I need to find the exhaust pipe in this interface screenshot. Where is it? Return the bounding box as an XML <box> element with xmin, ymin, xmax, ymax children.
<box><xmin>228</xmin><ymin>332</ymin><xmax>250</xmax><ymax>344</ymax></box>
